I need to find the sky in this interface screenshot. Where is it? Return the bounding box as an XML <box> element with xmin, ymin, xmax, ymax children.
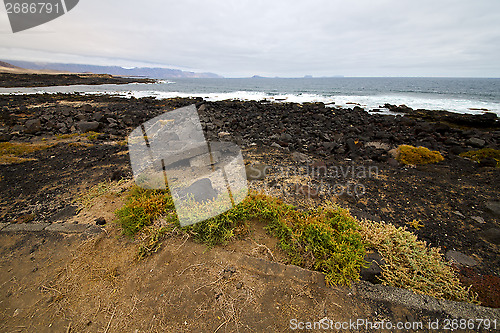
<box><xmin>1</xmin><ymin>0</ymin><xmax>499</xmax><ymax>77</ymax></box>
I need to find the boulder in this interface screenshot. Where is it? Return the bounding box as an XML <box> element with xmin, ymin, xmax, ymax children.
<box><xmin>360</xmin><ymin>251</ymin><xmax>385</xmax><ymax>283</ymax></box>
<box><xmin>445</xmin><ymin>250</ymin><xmax>478</xmax><ymax>267</ymax></box>
<box><xmin>485</xmin><ymin>201</ymin><xmax>500</xmax><ymax>218</ymax></box>
<box><xmin>93</xmin><ymin>112</ymin><xmax>104</xmax><ymax>122</ymax></box>
<box><xmin>77</xmin><ymin>121</ymin><xmax>99</xmax><ymax>133</ymax></box>
<box><xmin>25</xmin><ymin>119</ymin><xmax>41</xmax><ymax>134</ymax></box>
<box><xmin>467</xmin><ymin>137</ymin><xmax>486</xmax><ymax>148</ymax></box>
<box><xmin>279</xmin><ymin>133</ymin><xmax>292</xmax><ymax>142</ymax></box>
<box><xmin>481</xmin><ymin>228</ymin><xmax>500</xmax><ymax>245</ymax></box>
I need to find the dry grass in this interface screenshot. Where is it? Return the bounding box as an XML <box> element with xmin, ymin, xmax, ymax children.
<box><xmin>77</xmin><ymin>179</ymin><xmax>130</xmax><ymax>209</ymax></box>
<box><xmin>39</xmin><ymin>230</ymin><xmax>138</xmax><ymax>332</ymax></box>
<box><xmin>0</xmin><ymin>141</ymin><xmax>51</xmax><ymax>164</ymax></box>
<box><xmin>359</xmin><ymin>219</ymin><xmax>477</xmax><ymax>303</ymax></box>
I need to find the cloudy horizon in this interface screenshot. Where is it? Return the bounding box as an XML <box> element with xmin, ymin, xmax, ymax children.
<box><xmin>1</xmin><ymin>0</ymin><xmax>499</xmax><ymax>78</ymax></box>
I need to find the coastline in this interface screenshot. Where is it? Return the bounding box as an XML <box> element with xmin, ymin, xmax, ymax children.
<box><xmin>1</xmin><ymin>92</ymin><xmax>498</xmax><ymax>270</ymax></box>
<box><xmin>0</xmin><ymin>74</ymin><xmax>499</xmax><ymax>328</ymax></box>
<box><xmin>0</xmin><ymin>72</ymin><xmax>155</xmax><ymax>88</ymax></box>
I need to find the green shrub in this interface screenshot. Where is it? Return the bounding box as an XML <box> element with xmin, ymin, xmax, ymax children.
<box><xmin>396</xmin><ymin>145</ymin><xmax>444</xmax><ymax>165</ymax></box>
<box><xmin>115</xmin><ymin>189</ymin><xmax>367</xmax><ymax>286</ymax></box>
<box><xmin>115</xmin><ymin>186</ymin><xmax>177</xmax><ymax>236</ymax></box>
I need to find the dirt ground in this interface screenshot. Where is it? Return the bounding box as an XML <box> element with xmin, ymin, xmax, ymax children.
<box><xmin>2</xmin><ymin>223</ymin><xmax>497</xmax><ymax>333</ymax></box>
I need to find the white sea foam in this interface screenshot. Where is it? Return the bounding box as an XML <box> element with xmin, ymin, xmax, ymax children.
<box><xmin>1</xmin><ymin>86</ymin><xmax>498</xmax><ymax>116</ymax></box>
<box><xmin>115</xmin><ymin>90</ymin><xmax>500</xmax><ymax>116</ymax></box>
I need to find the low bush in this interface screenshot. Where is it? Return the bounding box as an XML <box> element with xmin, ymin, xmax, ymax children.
<box><xmin>396</xmin><ymin>145</ymin><xmax>444</xmax><ymax>165</ymax></box>
<box><xmin>360</xmin><ymin>220</ymin><xmax>477</xmax><ymax>303</ymax></box>
<box><xmin>460</xmin><ymin>148</ymin><xmax>500</xmax><ymax>167</ymax></box>
<box><xmin>115</xmin><ymin>188</ymin><xmax>367</xmax><ymax>286</ymax></box>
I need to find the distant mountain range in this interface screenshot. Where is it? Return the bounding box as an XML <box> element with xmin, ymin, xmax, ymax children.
<box><xmin>2</xmin><ymin>60</ymin><xmax>223</xmax><ymax>79</ymax></box>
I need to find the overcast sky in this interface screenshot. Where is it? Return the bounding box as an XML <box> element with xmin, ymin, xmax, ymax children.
<box><xmin>1</xmin><ymin>0</ymin><xmax>499</xmax><ymax>77</ymax></box>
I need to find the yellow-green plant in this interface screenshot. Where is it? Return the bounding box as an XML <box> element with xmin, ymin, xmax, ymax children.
<box><xmin>460</xmin><ymin>148</ymin><xmax>500</xmax><ymax>167</ymax></box>
<box><xmin>396</xmin><ymin>145</ymin><xmax>444</xmax><ymax>165</ymax></box>
<box><xmin>360</xmin><ymin>219</ymin><xmax>477</xmax><ymax>303</ymax></box>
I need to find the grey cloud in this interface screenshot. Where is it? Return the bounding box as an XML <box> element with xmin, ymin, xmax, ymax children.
<box><xmin>0</xmin><ymin>0</ymin><xmax>499</xmax><ymax>77</ymax></box>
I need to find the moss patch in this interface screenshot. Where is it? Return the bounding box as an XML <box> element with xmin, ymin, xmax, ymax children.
<box><xmin>460</xmin><ymin>148</ymin><xmax>500</xmax><ymax>167</ymax></box>
<box><xmin>396</xmin><ymin>145</ymin><xmax>444</xmax><ymax>165</ymax></box>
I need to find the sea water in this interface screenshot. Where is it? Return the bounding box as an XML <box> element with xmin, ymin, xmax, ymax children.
<box><xmin>1</xmin><ymin>77</ymin><xmax>499</xmax><ymax>115</ymax></box>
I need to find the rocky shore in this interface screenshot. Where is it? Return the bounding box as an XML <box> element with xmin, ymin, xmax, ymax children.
<box><xmin>1</xmin><ymin>90</ymin><xmax>499</xmax><ymax>306</ymax></box>
<box><xmin>0</xmin><ymin>72</ymin><xmax>155</xmax><ymax>88</ymax></box>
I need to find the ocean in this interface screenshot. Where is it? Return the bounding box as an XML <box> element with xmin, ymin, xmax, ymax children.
<box><xmin>1</xmin><ymin>77</ymin><xmax>499</xmax><ymax>115</ymax></box>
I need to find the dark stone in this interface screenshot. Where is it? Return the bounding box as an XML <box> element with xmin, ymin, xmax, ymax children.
<box><xmin>322</xmin><ymin>142</ymin><xmax>337</xmax><ymax>152</ymax></box>
<box><xmin>387</xmin><ymin>158</ymin><xmax>400</xmax><ymax>167</ymax></box>
<box><xmin>360</xmin><ymin>251</ymin><xmax>385</xmax><ymax>283</ymax></box>
<box><xmin>93</xmin><ymin>112</ymin><xmax>104</xmax><ymax>122</ymax></box>
<box><xmin>95</xmin><ymin>217</ymin><xmax>106</xmax><ymax>225</ymax></box>
<box><xmin>178</xmin><ymin>178</ymin><xmax>217</xmax><ymax>203</ymax></box>
<box><xmin>25</xmin><ymin>119</ymin><xmax>41</xmax><ymax>134</ymax></box>
<box><xmin>467</xmin><ymin>137</ymin><xmax>486</xmax><ymax>148</ymax></box>
<box><xmin>0</xmin><ymin>133</ymin><xmax>12</xmax><ymax>142</ymax></box>
<box><xmin>415</xmin><ymin>122</ymin><xmax>433</xmax><ymax>134</ymax></box>
<box><xmin>76</xmin><ymin>114</ymin><xmax>88</xmax><ymax>121</ymax></box>
<box><xmin>292</xmin><ymin>152</ymin><xmax>310</xmax><ymax>163</ymax></box>
<box><xmin>444</xmin><ymin>138</ymin><xmax>460</xmax><ymax>146</ymax></box>
<box><xmin>434</xmin><ymin>123</ymin><xmax>450</xmax><ymax>133</ymax></box>
<box><xmin>481</xmin><ymin>228</ymin><xmax>500</xmax><ymax>245</ymax></box>
<box><xmin>400</xmin><ymin>117</ymin><xmax>416</xmax><ymax>126</ymax></box>
<box><xmin>49</xmin><ymin>205</ymin><xmax>79</xmax><ymax>222</ymax></box>
<box><xmin>11</xmin><ymin>124</ymin><xmax>26</xmax><ymax>134</ymax></box>
<box><xmin>279</xmin><ymin>133</ymin><xmax>292</xmax><ymax>142</ymax></box>
<box><xmin>449</xmin><ymin>146</ymin><xmax>466</xmax><ymax>155</ymax></box>
<box><xmin>445</xmin><ymin>250</ymin><xmax>478</xmax><ymax>267</ymax></box>
<box><xmin>0</xmin><ymin>106</ymin><xmax>12</xmax><ymax>125</ymax></box>
<box><xmin>77</xmin><ymin>121</ymin><xmax>99</xmax><ymax>133</ymax></box>
<box><xmin>80</xmin><ymin>104</ymin><xmax>93</xmax><ymax>112</ymax></box>
<box><xmin>485</xmin><ymin>201</ymin><xmax>500</xmax><ymax>218</ymax></box>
